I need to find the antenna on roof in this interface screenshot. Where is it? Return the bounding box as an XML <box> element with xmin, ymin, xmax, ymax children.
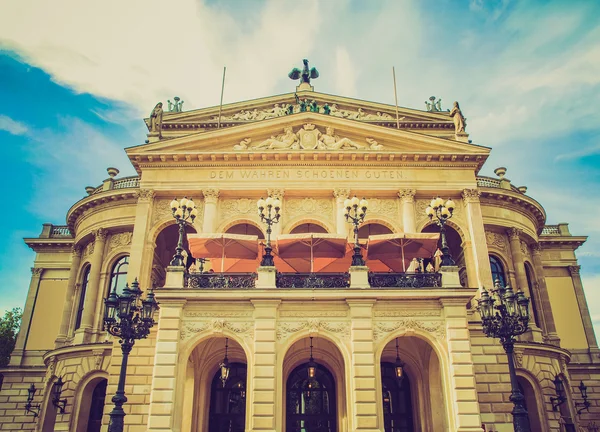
<box><xmin>392</xmin><ymin>67</ymin><xmax>400</xmax><ymax>129</ymax></box>
<box><xmin>217</xmin><ymin>66</ymin><xmax>227</xmax><ymax>129</ymax></box>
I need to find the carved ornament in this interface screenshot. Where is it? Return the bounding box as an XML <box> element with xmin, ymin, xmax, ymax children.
<box><xmin>366</xmin><ymin>199</ymin><xmax>397</xmax><ymax>217</ymax></box>
<box><xmin>520</xmin><ymin>240</ymin><xmax>530</xmax><ymax>257</ymax></box>
<box><xmin>373</xmin><ymin>319</ymin><xmax>445</xmax><ymax>341</ymax></box>
<box><xmin>514</xmin><ymin>349</ymin><xmax>524</xmax><ymax>368</ymax></box>
<box><xmin>45</xmin><ymin>355</ymin><xmax>57</xmax><ymax>381</ymax></box>
<box><xmin>31</xmin><ymin>267</ymin><xmax>43</xmax><ymax>276</ymax></box>
<box><xmin>108</xmin><ymin>232</ymin><xmax>133</xmax><ymax>251</ymax></box>
<box><xmin>485</xmin><ymin>231</ymin><xmax>507</xmax><ymax>251</ymax></box>
<box><xmin>279</xmin><ymin>310</ymin><xmax>347</xmax><ymax>318</ymax></box>
<box><xmin>82</xmin><ymin>241</ymin><xmax>94</xmax><ymax>258</ymax></box>
<box><xmin>93</xmin><ymin>228</ymin><xmax>108</xmax><ymax>242</ymax></box>
<box><xmin>507</xmin><ymin>227</ymin><xmax>522</xmax><ymax>241</ymax></box>
<box><xmin>71</xmin><ymin>244</ymin><xmax>83</xmax><ymax>257</ymax></box>
<box><xmin>184</xmin><ymin>311</ymin><xmax>253</xmax><ymax>318</ymax></box>
<box><xmin>461</xmin><ymin>189</ymin><xmax>481</xmax><ymax>203</ymax></box>
<box><xmin>286</xmin><ymin>198</ymin><xmax>333</xmax><ymax>220</ymax></box>
<box><xmin>333</xmin><ymin>188</ymin><xmax>351</xmax><ymax>200</ymax></box>
<box><xmin>568</xmin><ymin>265</ymin><xmax>581</xmax><ymax>276</ymax></box>
<box><xmin>397</xmin><ymin>189</ymin><xmax>416</xmax><ymax>202</ymax></box>
<box><xmin>531</xmin><ymin>243</ymin><xmax>542</xmax><ymax>255</ymax></box>
<box><xmin>238</xmin><ymin>124</ymin><xmax>383</xmax><ymax>151</ymax></box>
<box><xmin>92</xmin><ymin>349</ymin><xmax>105</xmax><ymax>370</ymax></box>
<box><xmin>267</xmin><ymin>189</ymin><xmax>285</xmax><ymax>200</ymax></box>
<box><xmin>203</xmin><ymin>188</ymin><xmax>220</xmax><ymax>203</ymax></box>
<box><xmin>374</xmin><ymin>310</ymin><xmax>441</xmax><ymax>317</ymax></box>
<box><xmin>180</xmin><ymin>319</ymin><xmax>254</xmax><ymax>341</ymax></box>
<box><xmin>276</xmin><ymin>319</ymin><xmax>350</xmax><ymax>341</ymax></box>
<box><xmin>135</xmin><ymin>189</ymin><xmax>155</xmax><ymax>201</ymax></box>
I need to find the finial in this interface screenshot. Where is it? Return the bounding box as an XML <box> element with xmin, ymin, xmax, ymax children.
<box><xmin>288</xmin><ymin>59</ymin><xmax>319</xmax><ymax>91</ymax></box>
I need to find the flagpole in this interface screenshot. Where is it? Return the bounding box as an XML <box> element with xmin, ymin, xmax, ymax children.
<box><xmin>217</xmin><ymin>66</ymin><xmax>226</xmax><ymax>129</ymax></box>
<box><xmin>392</xmin><ymin>67</ymin><xmax>400</xmax><ymax>129</ymax></box>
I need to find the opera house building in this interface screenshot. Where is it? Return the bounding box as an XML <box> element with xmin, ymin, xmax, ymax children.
<box><xmin>1</xmin><ymin>74</ymin><xmax>599</xmax><ymax>432</ymax></box>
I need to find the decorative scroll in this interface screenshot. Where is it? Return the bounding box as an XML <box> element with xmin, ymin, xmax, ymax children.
<box><xmin>485</xmin><ymin>231</ymin><xmax>507</xmax><ymax>251</ymax></box>
<box><xmin>236</xmin><ymin>124</ymin><xmax>384</xmax><ymax>151</ymax></box>
<box><xmin>108</xmin><ymin>232</ymin><xmax>132</xmax><ymax>251</ymax></box>
<box><xmin>276</xmin><ymin>273</ymin><xmax>350</xmax><ymax>289</ymax></box>
<box><xmin>373</xmin><ymin>319</ymin><xmax>445</xmax><ymax>341</ymax></box>
<box><xmin>220</xmin><ymin>199</ymin><xmax>259</xmax><ymax>219</ymax></box>
<box><xmin>185</xmin><ymin>273</ymin><xmax>257</xmax><ymax>289</ymax></box>
<box><xmin>368</xmin><ymin>272</ymin><xmax>441</xmax><ymax>288</ymax></box>
<box><xmin>366</xmin><ymin>198</ymin><xmax>397</xmax><ymax>217</ymax></box>
<box><xmin>180</xmin><ymin>319</ymin><xmax>254</xmax><ymax>341</ymax></box>
<box><xmin>82</xmin><ymin>241</ymin><xmax>94</xmax><ymax>258</ymax></box>
<box><xmin>286</xmin><ymin>198</ymin><xmax>333</xmax><ymax>219</ymax></box>
<box><xmin>276</xmin><ymin>319</ymin><xmax>350</xmax><ymax>341</ymax></box>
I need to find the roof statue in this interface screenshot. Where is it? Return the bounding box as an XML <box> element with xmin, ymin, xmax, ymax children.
<box><xmin>168</xmin><ymin>96</ymin><xmax>184</xmax><ymax>113</ymax></box>
<box><xmin>450</xmin><ymin>101</ymin><xmax>467</xmax><ymax>134</ymax></box>
<box><xmin>149</xmin><ymin>102</ymin><xmax>163</xmax><ymax>138</ymax></box>
<box><xmin>289</xmin><ymin>59</ymin><xmax>319</xmax><ymax>91</ymax></box>
<box><xmin>425</xmin><ymin>96</ymin><xmax>443</xmax><ymax>112</ymax></box>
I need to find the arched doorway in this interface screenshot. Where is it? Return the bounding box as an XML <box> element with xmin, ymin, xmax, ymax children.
<box><xmin>516</xmin><ymin>375</ymin><xmax>545</xmax><ymax>431</ymax></box>
<box><xmin>381</xmin><ymin>362</ymin><xmax>414</xmax><ymax>432</ymax></box>
<box><xmin>88</xmin><ymin>380</ymin><xmax>108</xmax><ymax>432</ymax></box>
<box><xmin>290</xmin><ymin>223</ymin><xmax>328</xmax><ymax>234</ymax></box>
<box><xmin>153</xmin><ymin>223</ymin><xmax>197</xmax><ymax>285</ymax></box>
<box><xmin>208</xmin><ymin>362</ymin><xmax>247</xmax><ymax>432</ymax></box>
<box><xmin>286</xmin><ymin>363</ymin><xmax>336</xmax><ymax>432</ymax></box>
<box><xmin>358</xmin><ymin>222</ymin><xmax>393</xmax><ymax>239</ymax></box>
<box><xmin>74</xmin><ymin>376</ymin><xmax>108</xmax><ymax>432</ymax></box>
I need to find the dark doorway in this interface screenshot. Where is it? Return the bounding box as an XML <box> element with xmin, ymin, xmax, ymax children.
<box><xmin>381</xmin><ymin>362</ymin><xmax>414</xmax><ymax>432</ymax></box>
<box><xmin>209</xmin><ymin>362</ymin><xmax>247</xmax><ymax>432</ymax></box>
<box><xmin>286</xmin><ymin>363</ymin><xmax>336</xmax><ymax>432</ymax></box>
<box><xmin>88</xmin><ymin>379</ymin><xmax>107</xmax><ymax>432</ymax></box>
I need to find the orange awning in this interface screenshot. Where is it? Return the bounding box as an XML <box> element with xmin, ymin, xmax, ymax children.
<box><xmin>275</xmin><ymin>233</ymin><xmax>347</xmax><ymax>273</ymax></box>
<box><xmin>187</xmin><ymin>233</ymin><xmax>259</xmax><ymax>272</ymax></box>
<box><xmin>366</xmin><ymin>233</ymin><xmax>440</xmax><ymax>272</ymax></box>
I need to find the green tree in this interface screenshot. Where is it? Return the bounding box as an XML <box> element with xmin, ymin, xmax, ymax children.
<box><xmin>0</xmin><ymin>308</ymin><xmax>22</xmax><ymax>367</ymax></box>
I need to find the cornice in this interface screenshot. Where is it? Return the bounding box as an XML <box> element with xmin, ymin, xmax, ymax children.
<box><xmin>479</xmin><ymin>188</ymin><xmax>546</xmax><ymax>233</ymax></box>
<box><xmin>539</xmin><ymin>236</ymin><xmax>587</xmax><ymax>249</ymax></box>
<box><xmin>24</xmin><ymin>238</ymin><xmax>73</xmax><ymax>252</ymax></box>
<box><xmin>43</xmin><ymin>342</ymin><xmax>113</xmax><ymax>363</ymax></box>
<box><xmin>66</xmin><ymin>189</ymin><xmax>138</xmax><ymax>234</ymax></box>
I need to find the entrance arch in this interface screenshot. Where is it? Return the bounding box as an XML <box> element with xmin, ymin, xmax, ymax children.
<box><xmin>73</xmin><ymin>374</ymin><xmax>108</xmax><ymax>432</ymax></box>
<box><xmin>381</xmin><ymin>362</ymin><xmax>414</xmax><ymax>432</ymax></box>
<box><xmin>286</xmin><ymin>363</ymin><xmax>336</xmax><ymax>432</ymax></box>
<box><xmin>209</xmin><ymin>362</ymin><xmax>247</xmax><ymax>432</ymax></box>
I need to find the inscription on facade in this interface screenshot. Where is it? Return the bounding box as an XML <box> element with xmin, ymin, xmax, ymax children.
<box><xmin>210</xmin><ymin>169</ymin><xmax>405</xmax><ymax>181</ymax></box>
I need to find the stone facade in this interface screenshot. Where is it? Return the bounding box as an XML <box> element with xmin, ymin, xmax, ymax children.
<box><xmin>1</xmin><ymin>89</ymin><xmax>598</xmax><ymax>432</ymax></box>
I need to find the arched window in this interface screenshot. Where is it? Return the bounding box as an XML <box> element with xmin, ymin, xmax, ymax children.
<box><xmin>489</xmin><ymin>255</ymin><xmax>507</xmax><ymax>287</ymax></box>
<box><xmin>286</xmin><ymin>363</ymin><xmax>336</xmax><ymax>432</ymax></box>
<box><xmin>358</xmin><ymin>223</ymin><xmax>393</xmax><ymax>239</ymax></box>
<box><xmin>290</xmin><ymin>223</ymin><xmax>328</xmax><ymax>234</ymax></box>
<box><xmin>524</xmin><ymin>263</ymin><xmax>542</xmax><ymax>328</ymax></box>
<box><xmin>74</xmin><ymin>265</ymin><xmax>91</xmax><ymax>330</ymax></box>
<box><xmin>381</xmin><ymin>362</ymin><xmax>414</xmax><ymax>432</ymax></box>
<box><xmin>225</xmin><ymin>223</ymin><xmax>265</xmax><ymax>239</ymax></box>
<box><xmin>209</xmin><ymin>363</ymin><xmax>247</xmax><ymax>432</ymax></box>
<box><xmin>109</xmin><ymin>256</ymin><xmax>129</xmax><ymax>295</ymax></box>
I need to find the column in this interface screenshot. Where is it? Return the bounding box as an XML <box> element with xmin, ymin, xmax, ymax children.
<box><xmin>441</xmin><ymin>299</ymin><xmax>484</xmax><ymax>432</ymax></box>
<box><xmin>267</xmin><ymin>188</ymin><xmax>284</xmax><ymax>240</ymax></box>
<box><xmin>75</xmin><ymin>228</ymin><xmax>107</xmax><ymax>344</ymax></box>
<box><xmin>147</xmin><ymin>300</ymin><xmax>186</xmax><ymax>431</ymax></box>
<box><xmin>202</xmin><ymin>188</ymin><xmax>220</xmax><ymax>233</ymax></box>
<box><xmin>531</xmin><ymin>244</ymin><xmax>560</xmax><ymax>345</ymax></box>
<box><xmin>250</xmin><ymin>300</ymin><xmax>280</xmax><ymax>432</ymax></box>
<box><xmin>55</xmin><ymin>245</ymin><xmax>82</xmax><ymax>347</ymax></box>
<box><xmin>9</xmin><ymin>267</ymin><xmax>43</xmax><ymax>366</ymax></box>
<box><xmin>461</xmin><ymin>189</ymin><xmax>493</xmax><ymax>289</ymax></box>
<box><xmin>506</xmin><ymin>228</ymin><xmax>529</xmax><ymax>291</ymax></box>
<box><xmin>398</xmin><ymin>189</ymin><xmax>416</xmax><ymax>233</ymax></box>
<box><xmin>128</xmin><ymin>189</ymin><xmax>155</xmax><ymax>287</ymax></box>
<box><xmin>333</xmin><ymin>188</ymin><xmax>351</xmax><ymax>236</ymax></box>
<box><xmin>568</xmin><ymin>265</ymin><xmax>599</xmax><ymax>350</ymax></box>
<box><xmin>348</xmin><ymin>300</ymin><xmax>379</xmax><ymax>432</ymax></box>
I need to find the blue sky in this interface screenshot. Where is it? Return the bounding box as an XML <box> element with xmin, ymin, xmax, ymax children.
<box><xmin>0</xmin><ymin>0</ymin><xmax>599</xmax><ymax>332</ymax></box>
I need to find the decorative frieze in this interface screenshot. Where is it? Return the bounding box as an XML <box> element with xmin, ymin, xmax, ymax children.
<box><xmin>267</xmin><ymin>189</ymin><xmax>285</xmax><ymax>199</ymax></box>
<box><xmin>184</xmin><ymin>310</ymin><xmax>253</xmax><ymax>318</ymax></box>
<box><xmin>135</xmin><ymin>188</ymin><xmax>155</xmax><ymax>202</ymax></box>
<box><xmin>485</xmin><ymin>231</ymin><xmax>507</xmax><ymax>251</ymax></box>
<box><xmin>286</xmin><ymin>197</ymin><xmax>333</xmax><ymax>220</ymax></box>
<box><xmin>180</xmin><ymin>319</ymin><xmax>254</xmax><ymax>341</ymax></box>
<box><xmin>82</xmin><ymin>241</ymin><xmax>94</xmax><ymax>258</ymax></box>
<box><xmin>108</xmin><ymin>232</ymin><xmax>132</xmax><ymax>251</ymax></box>
<box><xmin>373</xmin><ymin>319</ymin><xmax>446</xmax><ymax>341</ymax></box>
<box><xmin>374</xmin><ymin>309</ymin><xmax>441</xmax><ymax>317</ymax></box>
<box><xmin>276</xmin><ymin>319</ymin><xmax>350</xmax><ymax>341</ymax></box>
<box><xmin>366</xmin><ymin>198</ymin><xmax>397</xmax><ymax>218</ymax></box>
<box><xmin>461</xmin><ymin>188</ymin><xmax>481</xmax><ymax>203</ymax></box>
<box><xmin>279</xmin><ymin>310</ymin><xmax>347</xmax><ymax>318</ymax></box>
<box><xmin>219</xmin><ymin>198</ymin><xmax>259</xmax><ymax>220</ymax></box>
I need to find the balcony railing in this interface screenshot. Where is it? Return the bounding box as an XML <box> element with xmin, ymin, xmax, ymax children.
<box><xmin>50</xmin><ymin>225</ymin><xmax>72</xmax><ymax>237</ymax></box>
<box><xmin>368</xmin><ymin>272</ymin><xmax>442</xmax><ymax>288</ymax></box>
<box><xmin>185</xmin><ymin>272</ymin><xmax>256</xmax><ymax>289</ymax></box>
<box><xmin>276</xmin><ymin>272</ymin><xmax>350</xmax><ymax>289</ymax></box>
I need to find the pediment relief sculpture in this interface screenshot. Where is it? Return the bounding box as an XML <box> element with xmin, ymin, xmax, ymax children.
<box><xmin>233</xmin><ymin>124</ymin><xmax>384</xmax><ymax>151</ymax></box>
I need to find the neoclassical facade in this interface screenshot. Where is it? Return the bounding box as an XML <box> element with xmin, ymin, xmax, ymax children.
<box><xmin>1</xmin><ymin>83</ymin><xmax>599</xmax><ymax>432</ymax></box>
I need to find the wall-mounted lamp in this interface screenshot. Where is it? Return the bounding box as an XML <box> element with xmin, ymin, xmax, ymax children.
<box><xmin>24</xmin><ymin>383</ymin><xmax>41</xmax><ymax>417</ymax></box>
<box><xmin>219</xmin><ymin>338</ymin><xmax>230</xmax><ymax>387</ymax></box>
<box><xmin>52</xmin><ymin>377</ymin><xmax>67</xmax><ymax>413</ymax></box>
<box><xmin>394</xmin><ymin>338</ymin><xmax>405</xmax><ymax>386</ymax></box>
<box><xmin>575</xmin><ymin>381</ymin><xmax>591</xmax><ymax>414</ymax></box>
<box><xmin>550</xmin><ymin>375</ymin><xmax>567</xmax><ymax>411</ymax></box>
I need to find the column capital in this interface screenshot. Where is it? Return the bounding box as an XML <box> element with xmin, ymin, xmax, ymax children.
<box><xmin>568</xmin><ymin>265</ymin><xmax>581</xmax><ymax>276</ymax></box>
<box><xmin>31</xmin><ymin>267</ymin><xmax>43</xmax><ymax>277</ymax></box>
<box><xmin>135</xmin><ymin>188</ymin><xmax>155</xmax><ymax>202</ymax></box>
<box><xmin>267</xmin><ymin>188</ymin><xmax>285</xmax><ymax>199</ymax></box>
<box><xmin>506</xmin><ymin>227</ymin><xmax>522</xmax><ymax>240</ymax></box>
<box><xmin>93</xmin><ymin>227</ymin><xmax>108</xmax><ymax>241</ymax></box>
<box><xmin>71</xmin><ymin>244</ymin><xmax>83</xmax><ymax>257</ymax></box>
<box><xmin>397</xmin><ymin>189</ymin><xmax>416</xmax><ymax>202</ymax></box>
<box><xmin>202</xmin><ymin>188</ymin><xmax>220</xmax><ymax>203</ymax></box>
<box><xmin>461</xmin><ymin>188</ymin><xmax>481</xmax><ymax>203</ymax></box>
<box><xmin>531</xmin><ymin>243</ymin><xmax>542</xmax><ymax>255</ymax></box>
<box><xmin>333</xmin><ymin>188</ymin><xmax>351</xmax><ymax>199</ymax></box>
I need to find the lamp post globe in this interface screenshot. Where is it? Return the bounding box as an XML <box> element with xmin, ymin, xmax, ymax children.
<box><xmin>425</xmin><ymin>197</ymin><xmax>456</xmax><ymax>266</ymax></box>
<box><xmin>344</xmin><ymin>196</ymin><xmax>368</xmax><ymax>266</ymax></box>
<box><xmin>169</xmin><ymin>197</ymin><xmax>197</xmax><ymax>267</ymax></box>
<box><xmin>257</xmin><ymin>195</ymin><xmax>281</xmax><ymax>267</ymax></box>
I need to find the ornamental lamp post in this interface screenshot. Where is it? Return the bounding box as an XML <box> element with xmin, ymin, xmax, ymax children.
<box><xmin>344</xmin><ymin>196</ymin><xmax>368</xmax><ymax>266</ymax></box>
<box><xmin>104</xmin><ymin>278</ymin><xmax>159</xmax><ymax>432</ymax></box>
<box><xmin>477</xmin><ymin>279</ymin><xmax>531</xmax><ymax>432</ymax></box>
<box><xmin>425</xmin><ymin>197</ymin><xmax>456</xmax><ymax>266</ymax></box>
<box><xmin>169</xmin><ymin>197</ymin><xmax>198</xmax><ymax>266</ymax></box>
<box><xmin>257</xmin><ymin>196</ymin><xmax>281</xmax><ymax>266</ymax></box>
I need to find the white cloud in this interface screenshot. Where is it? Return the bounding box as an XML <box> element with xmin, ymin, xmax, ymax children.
<box><xmin>333</xmin><ymin>47</ymin><xmax>357</xmax><ymax>97</ymax></box>
<box><xmin>0</xmin><ymin>114</ymin><xmax>28</xmax><ymax>135</ymax></box>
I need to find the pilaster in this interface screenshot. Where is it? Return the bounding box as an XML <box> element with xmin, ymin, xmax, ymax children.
<box><xmin>250</xmin><ymin>300</ymin><xmax>280</xmax><ymax>432</ymax></box>
<box><xmin>398</xmin><ymin>189</ymin><xmax>416</xmax><ymax>233</ymax></box>
<box><xmin>75</xmin><ymin>228</ymin><xmax>107</xmax><ymax>344</ymax></box>
<box><xmin>55</xmin><ymin>245</ymin><xmax>83</xmax><ymax>347</ymax></box>
<box><xmin>334</xmin><ymin>188</ymin><xmax>351</xmax><ymax>236</ymax></box>
<box><xmin>147</xmin><ymin>300</ymin><xmax>186</xmax><ymax>431</ymax></box>
<box><xmin>531</xmin><ymin>244</ymin><xmax>560</xmax><ymax>345</ymax></box>
<box><xmin>568</xmin><ymin>265</ymin><xmax>599</xmax><ymax>351</ymax></box>
<box><xmin>461</xmin><ymin>189</ymin><xmax>493</xmax><ymax>290</ymax></box>
<box><xmin>347</xmin><ymin>299</ymin><xmax>379</xmax><ymax>432</ymax></box>
<box><xmin>10</xmin><ymin>267</ymin><xmax>43</xmax><ymax>366</ymax></box>
<box><xmin>441</xmin><ymin>299</ymin><xmax>484</xmax><ymax>432</ymax></box>
<box><xmin>202</xmin><ymin>188</ymin><xmax>220</xmax><ymax>233</ymax></box>
<box><xmin>128</xmin><ymin>188</ymin><xmax>155</xmax><ymax>288</ymax></box>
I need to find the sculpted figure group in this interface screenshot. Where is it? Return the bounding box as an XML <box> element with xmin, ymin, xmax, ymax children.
<box><xmin>234</xmin><ymin>124</ymin><xmax>384</xmax><ymax>151</ymax></box>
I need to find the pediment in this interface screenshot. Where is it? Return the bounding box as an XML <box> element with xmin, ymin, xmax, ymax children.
<box><xmin>151</xmin><ymin>91</ymin><xmax>457</xmax><ymax>140</ymax></box>
<box><xmin>128</xmin><ymin>113</ymin><xmax>489</xmax><ymax>172</ymax></box>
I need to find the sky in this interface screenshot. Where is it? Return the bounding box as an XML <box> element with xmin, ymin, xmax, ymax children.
<box><xmin>0</xmin><ymin>0</ymin><xmax>599</xmax><ymax>333</ymax></box>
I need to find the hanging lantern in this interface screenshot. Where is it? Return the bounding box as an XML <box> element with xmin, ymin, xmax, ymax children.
<box><xmin>219</xmin><ymin>338</ymin><xmax>230</xmax><ymax>387</ymax></box>
<box><xmin>307</xmin><ymin>336</ymin><xmax>317</xmax><ymax>379</ymax></box>
<box><xmin>394</xmin><ymin>338</ymin><xmax>405</xmax><ymax>385</ymax></box>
